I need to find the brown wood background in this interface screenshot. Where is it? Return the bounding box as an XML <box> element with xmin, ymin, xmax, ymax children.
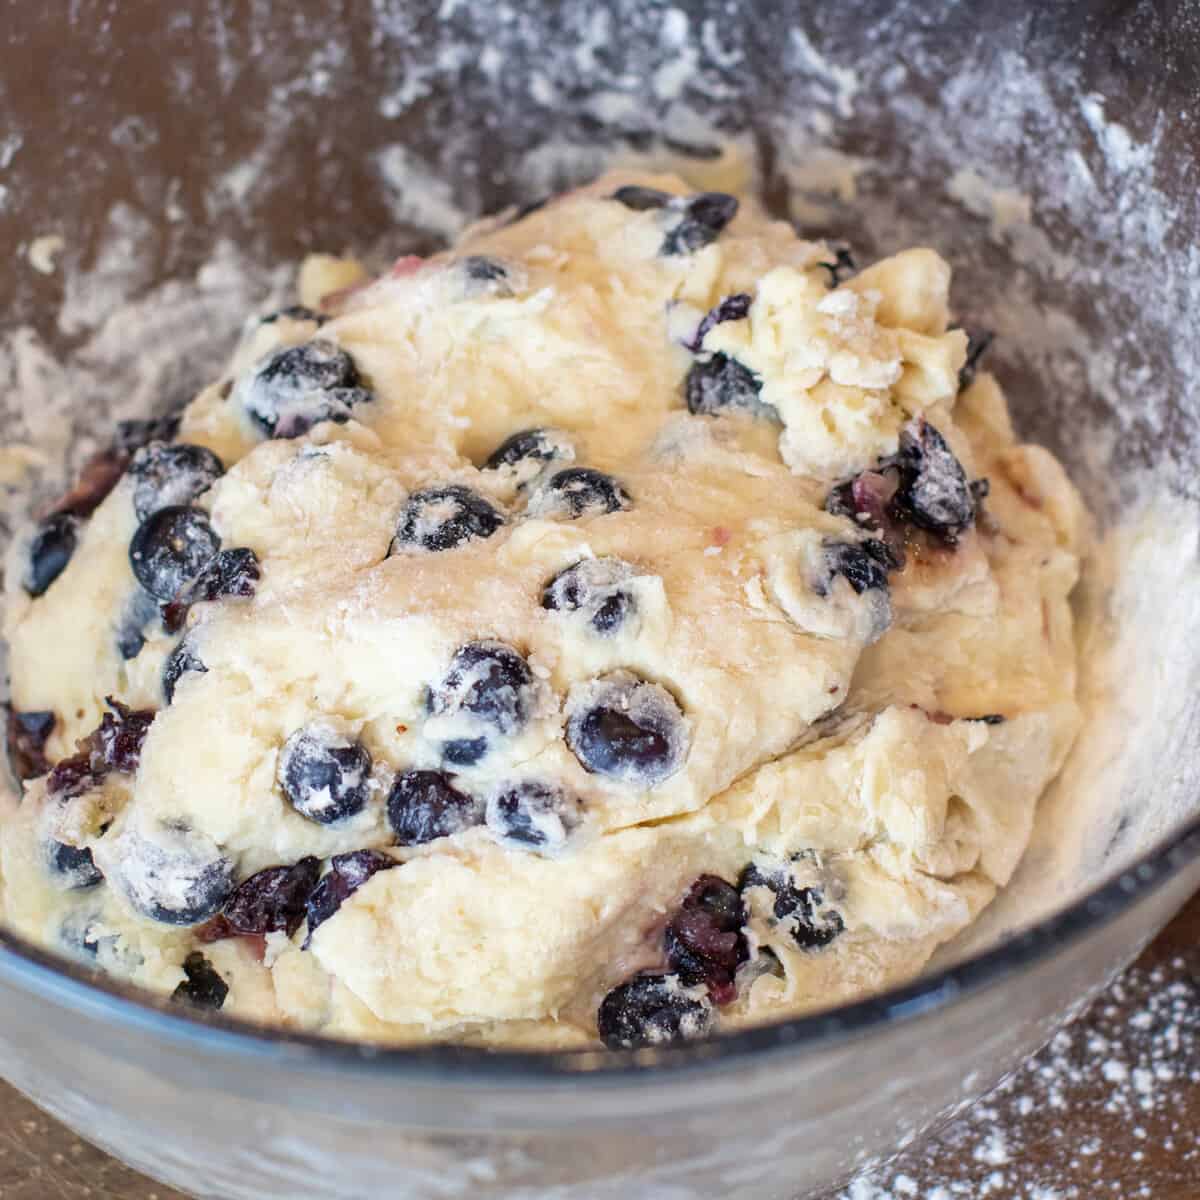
<box><xmin>0</xmin><ymin>893</ymin><xmax>1195</xmax><ymax>1199</ymax></box>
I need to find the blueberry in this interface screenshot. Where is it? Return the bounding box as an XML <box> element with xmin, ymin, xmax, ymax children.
<box><xmin>113</xmin><ymin>821</ymin><xmax>235</xmax><ymax>926</ymax></box>
<box><xmin>821</xmin><ymin>540</ymin><xmax>896</xmax><ymax>596</ymax></box>
<box><xmin>958</xmin><ymin>329</ymin><xmax>995</xmax><ymax>392</ymax></box>
<box><xmin>541</xmin><ymin>558</ymin><xmax>638</xmax><ymax>637</ymax></box>
<box><xmin>685</xmin><ymin>353</ymin><xmax>766</xmax><ymax>416</ymax></box>
<box><xmin>114</xmin><ymin>414</ymin><xmax>182</xmax><ymax>454</ymax></box>
<box><xmin>129</xmin><ymin>506</ymin><xmax>221</xmax><ymax>602</ymax></box>
<box><xmin>597</xmin><ymin>973</ymin><xmax>713</xmax><ymax>1049</ymax></box>
<box><xmin>221</xmin><ymin>856</ymin><xmax>321</xmax><ymax>936</ymax></box>
<box><xmin>459</xmin><ymin>256</ymin><xmax>512</xmax><ymax>296</ymax></box>
<box><xmin>738</xmin><ymin>859</ymin><xmax>844</xmax><ymax>951</ymax></box>
<box><xmin>566</xmin><ymin>672</ymin><xmax>689</xmax><ymax>788</ymax></box>
<box><xmin>162</xmin><ymin>636</ymin><xmax>206</xmax><ymax>704</ymax></box>
<box><xmin>685</xmin><ymin>292</ymin><xmax>752</xmax><ymax>353</ymax></box>
<box><xmin>116</xmin><ymin>588</ymin><xmax>160</xmax><ymax>661</ymax></box>
<box><xmin>387</xmin><ymin>770</ymin><xmax>483</xmax><ymax>845</ymax></box>
<box><xmin>240</xmin><ymin>340</ymin><xmax>373</xmax><ymax>438</ymax></box>
<box><xmin>891</xmin><ymin>422</ymin><xmax>979</xmax><ymax>544</ymax></box>
<box><xmin>612</xmin><ymin>185</ymin><xmax>672</xmax><ymax>211</ymax></box>
<box><xmin>425</xmin><ymin>641</ymin><xmax>537</xmax><ymax>767</ymax></box>
<box><xmin>172</xmin><ymin>952</ymin><xmax>229</xmax><ymax>1009</ymax></box>
<box><xmin>664</xmin><ymin>875</ymin><xmax>746</xmax><ymax>1003</ymax></box>
<box><xmin>23</xmin><ymin>514</ymin><xmax>78</xmax><ymax>597</ymax></box>
<box><xmin>46</xmin><ymin>752</ymin><xmax>97</xmax><ymax>801</ymax></box>
<box><xmin>486</xmin><ymin>780</ymin><xmax>580</xmax><ymax>852</ymax></box>
<box><xmin>818</xmin><ymin>246</ymin><xmax>856</xmax><ymax>287</ymax></box>
<box><xmin>525</xmin><ymin>467</ymin><xmax>632</xmax><ymax>521</ymax></box>
<box><xmin>198</xmin><ymin>547</ymin><xmax>261</xmax><ymax>600</ymax></box>
<box><xmin>391</xmin><ymin>485</ymin><xmax>505</xmax><ymax>554</ymax></box>
<box><xmin>91</xmin><ymin>697</ymin><xmax>155</xmax><ymax>773</ymax></box>
<box><xmin>661</xmin><ymin>192</ymin><xmax>739</xmax><ymax>256</ymax></box>
<box><xmin>46</xmin><ymin>840</ymin><xmax>104</xmax><ymax>890</ymax></box>
<box><xmin>5</xmin><ymin>708</ymin><xmax>55</xmax><ymax>782</ymax></box>
<box><xmin>128</xmin><ymin>443</ymin><xmax>225</xmax><ymax>523</ymax></box>
<box><xmin>483</xmin><ymin>427</ymin><xmax>574</xmax><ymax>483</ymax></box>
<box><xmin>278</xmin><ymin>723</ymin><xmax>372</xmax><ymax>824</ymax></box>
<box><xmin>303</xmin><ymin>849</ymin><xmax>397</xmax><ymax>947</ymax></box>
<box><xmin>259</xmin><ymin>305</ymin><xmax>326</xmax><ymax>325</ymax></box>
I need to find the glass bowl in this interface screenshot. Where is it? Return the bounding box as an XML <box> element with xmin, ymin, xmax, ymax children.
<box><xmin>1</xmin><ymin>2</ymin><xmax>1197</xmax><ymax>1197</ymax></box>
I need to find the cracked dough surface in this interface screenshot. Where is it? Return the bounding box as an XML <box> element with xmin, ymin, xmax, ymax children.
<box><xmin>0</xmin><ymin>170</ymin><xmax>1085</xmax><ymax>1047</ymax></box>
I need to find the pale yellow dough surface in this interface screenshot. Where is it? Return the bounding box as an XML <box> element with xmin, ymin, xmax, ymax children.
<box><xmin>0</xmin><ymin>171</ymin><xmax>1085</xmax><ymax>1047</ymax></box>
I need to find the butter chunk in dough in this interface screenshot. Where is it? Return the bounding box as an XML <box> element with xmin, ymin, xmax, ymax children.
<box><xmin>0</xmin><ymin>169</ymin><xmax>1085</xmax><ymax>1049</ymax></box>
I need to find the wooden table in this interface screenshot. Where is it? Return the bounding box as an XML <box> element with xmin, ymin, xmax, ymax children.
<box><xmin>0</xmin><ymin>894</ymin><xmax>1196</xmax><ymax>1200</ymax></box>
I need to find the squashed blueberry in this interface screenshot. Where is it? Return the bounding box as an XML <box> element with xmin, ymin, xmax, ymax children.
<box><xmin>525</xmin><ymin>467</ymin><xmax>631</xmax><ymax>521</ymax></box>
<box><xmin>685</xmin><ymin>354</ymin><xmax>766</xmax><ymax>417</ymax></box>
<box><xmin>891</xmin><ymin>421</ymin><xmax>979</xmax><ymax>544</ymax></box>
<box><xmin>221</xmin><ymin>856</ymin><xmax>322</xmax><ymax>936</ymax></box>
<box><xmin>425</xmin><ymin>641</ymin><xmax>537</xmax><ymax>767</ymax></box>
<box><xmin>112</xmin><ymin>820</ymin><xmax>235</xmax><ymax>927</ymax></box>
<box><xmin>739</xmin><ymin>858</ymin><xmax>844</xmax><ymax>951</ymax></box>
<box><xmin>541</xmin><ymin>558</ymin><xmax>639</xmax><ymax>637</ymax></box>
<box><xmin>91</xmin><ymin>697</ymin><xmax>155</xmax><ymax>774</ymax></box>
<box><xmin>597</xmin><ymin>973</ymin><xmax>713</xmax><ymax>1050</ymax></box>
<box><xmin>46</xmin><ymin>839</ymin><xmax>104</xmax><ymax>891</ymax></box>
<box><xmin>303</xmin><ymin>849</ymin><xmax>397</xmax><ymax>947</ymax></box>
<box><xmin>391</xmin><ymin>485</ymin><xmax>505</xmax><ymax>554</ymax></box>
<box><xmin>387</xmin><ymin>770</ymin><xmax>483</xmax><ymax>846</ymax></box>
<box><xmin>486</xmin><ymin>779</ymin><xmax>580</xmax><ymax>852</ymax></box>
<box><xmin>821</xmin><ymin>540</ymin><xmax>896</xmax><ymax>596</ymax></box>
<box><xmin>172</xmin><ymin>951</ymin><xmax>229</xmax><ymax>1009</ymax></box>
<box><xmin>565</xmin><ymin>671</ymin><xmax>690</xmax><ymax>788</ymax></box>
<box><xmin>5</xmin><ymin>708</ymin><xmax>55</xmax><ymax>782</ymax></box>
<box><xmin>23</xmin><ymin>514</ymin><xmax>78</xmax><ymax>598</ymax></box>
<box><xmin>664</xmin><ymin>874</ymin><xmax>746</xmax><ymax>1004</ymax></box>
<box><xmin>128</xmin><ymin>443</ymin><xmax>225</xmax><ymax>523</ymax></box>
<box><xmin>483</xmin><ymin>427</ymin><xmax>575</xmax><ymax>484</ymax></box>
<box><xmin>239</xmin><ymin>340</ymin><xmax>373</xmax><ymax>438</ymax></box>
<box><xmin>129</xmin><ymin>506</ymin><xmax>221</xmax><ymax>602</ymax></box>
<box><xmin>685</xmin><ymin>292</ymin><xmax>752</xmax><ymax>353</ymax></box>
<box><xmin>162</xmin><ymin>636</ymin><xmax>206</xmax><ymax>705</ymax></box>
<box><xmin>661</xmin><ymin>192</ymin><xmax>739</xmax><ymax>256</ymax></box>
<box><xmin>278</xmin><ymin>723</ymin><xmax>372</xmax><ymax>825</ymax></box>
<box><xmin>199</xmin><ymin>548</ymin><xmax>261</xmax><ymax>601</ymax></box>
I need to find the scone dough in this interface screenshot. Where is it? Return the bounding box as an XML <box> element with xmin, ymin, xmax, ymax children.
<box><xmin>1</xmin><ymin>171</ymin><xmax>1085</xmax><ymax>1048</ymax></box>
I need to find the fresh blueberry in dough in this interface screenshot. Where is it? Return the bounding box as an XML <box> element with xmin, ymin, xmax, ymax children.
<box><xmin>391</xmin><ymin>485</ymin><xmax>505</xmax><ymax>554</ymax></box>
<box><xmin>23</xmin><ymin>514</ymin><xmax>78</xmax><ymax>598</ymax></box>
<box><xmin>685</xmin><ymin>292</ymin><xmax>752</xmax><ymax>353</ymax></box>
<box><xmin>425</xmin><ymin>641</ymin><xmax>537</xmax><ymax>767</ymax></box>
<box><xmin>162</xmin><ymin>636</ymin><xmax>207</xmax><ymax>705</ymax></box>
<box><xmin>597</xmin><ymin>973</ymin><xmax>713</xmax><ymax>1049</ymax></box>
<box><xmin>221</xmin><ymin>856</ymin><xmax>322</xmax><ymax>936</ymax></box>
<box><xmin>483</xmin><ymin>427</ymin><xmax>575</xmax><ymax>487</ymax></box>
<box><xmin>115</xmin><ymin>588</ymin><xmax>160</xmax><ymax>661</ymax></box>
<box><xmin>259</xmin><ymin>304</ymin><xmax>326</xmax><ymax>326</ymax></box>
<box><xmin>611</xmin><ymin>185</ymin><xmax>672</xmax><ymax>211</ymax></box>
<box><xmin>172</xmin><ymin>952</ymin><xmax>229</xmax><ymax>1009</ymax></box>
<box><xmin>303</xmin><ymin>849</ymin><xmax>397</xmax><ymax>946</ymax></box>
<box><xmin>46</xmin><ymin>840</ymin><xmax>104</xmax><ymax>891</ymax></box>
<box><xmin>565</xmin><ymin>671</ymin><xmax>690</xmax><ymax>788</ymax></box>
<box><xmin>739</xmin><ymin>859</ymin><xmax>844</xmax><ymax>951</ymax></box>
<box><xmin>685</xmin><ymin>353</ymin><xmax>766</xmax><ymax>417</ymax></box>
<box><xmin>661</xmin><ymin>192</ymin><xmax>739</xmax><ymax>256</ymax></box>
<box><xmin>486</xmin><ymin>779</ymin><xmax>580</xmax><ymax>852</ymax></box>
<box><xmin>278</xmin><ymin>723</ymin><xmax>372</xmax><ymax>825</ymax></box>
<box><xmin>129</xmin><ymin>506</ymin><xmax>221</xmax><ymax>602</ymax></box>
<box><xmin>541</xmin><ymin>558</ymin><xmax>638</xmax><ymax>637</ymax></box>
<box><xmin>891</xmin><ymin>421</ymin><xmax>979</xmax><ymax>544</ymax></box>
<box><xmin>114</xmin><ymin>414</ymin><xmax>182</xmax><ymax>453</ymax></box>
<box><xmin>110</xmin><ymin>820</ymin><xmax>235</xmax><ymax>927</ymax></box>
<box><xmin>387</xmin><ymin>770</ymin><xmax>483</xmax><ymax>846</ymax></box>
<box><xmin>128</xmin><ymin>442</ymin><xmax>225</xmax><ymax>523</ymax></box>
<box><xmin>239</xmin><ymin>340</ymin><xmax>373</xmax><ymax>438</ymax></box>
<box><xmin>6</xmin><ymin>709</ymin><xmax>55</xmax><ymax>782</ymax></box>
<box><xmin>664</xmin><ymin>874</ymin><xmax>746</xmax><ymax>1003</ymax></box>
<box><xmin>821</xmin><ymin>540</ymin><xmax>895</xmax><ymax>596</ymax></box>
<box><xmin>525</xmin><ymin>467</ymin><xmax>632</xmax><ymax>520</ymax></box>
<box><xmin>91</xmin><ymin>699</ymin><xmax>156</xmax><ymax>774</ymax></box>
<box><xmin>458</xmin><ymin>255</ymin><xmax>513</xmax><ymax>297</ymax></box>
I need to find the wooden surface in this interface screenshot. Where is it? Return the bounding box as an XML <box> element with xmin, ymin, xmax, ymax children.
<box><xmin>0</xmin><ymin>895</ymin><xmax>1196</xmax><ymax>1200</ymax></box>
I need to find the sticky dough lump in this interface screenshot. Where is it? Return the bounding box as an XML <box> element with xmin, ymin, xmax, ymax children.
<box><xmin>0</xmin><ymin>172</ymin><xmax>1085</xmax><ymax>1049</ymax></box>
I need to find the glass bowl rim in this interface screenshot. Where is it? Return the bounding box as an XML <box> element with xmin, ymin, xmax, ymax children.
<box><xmin>0</xmin><ymin>810</ymin><xmax>1196</xmax><ymax>1084</ymax></box>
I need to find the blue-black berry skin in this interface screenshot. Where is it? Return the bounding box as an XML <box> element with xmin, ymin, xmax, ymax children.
<box><xmin>822</xmin><ymin>540</ymin><xmax>895</xmax><ymax>596</ymax></box>
<box><xmin>391</xmin><ymin>485</ymin><xmax>505</xmax><ymax>554</ymax></box>
<box><xmin>612</xmin><ymin>185</ymin><xmax>672</xmax><ymax>211</ymax></box>
<box><xmin>528</xmin><ymin>468</ymin><xmax>631</xmax><ymax>520</ymax></box>
<box><xmin>128</xmin><ymin>442</ymin><xmax>224</xmax><ymax>522</ymax></box>
<box><xmin>661</xmin><ymin>192</ymin><xmax>739</xmax><ymax>256</ymax></box>
<box><xmin>46</xmin><ymin>840</ymin><xmax>104</xmax><ymax>890</ymax></box>
<box><xmin>162</xmin><ymin>637</ymin><xmax>207</xmax><ymax>704</ymax></box>
<box><xmin>388</xmin><ymin>770</ymin><xmax>483</xmax><ymax>845</ymax></box>
<box><xmin>303</xmin><ymin>850</ymin><xmax>397</xmax><ymax>946</ymax></box>
<box><xmin>122</xmin><ymin>830</ymin><xmax>236</xmax><ymax>927</ymax></box>
<box><xmin>278</xmin><ymin>725</ymin><xmax>372</xmax><ymax>825</ymax></box>
<box><xmin>128</xmin><ymin>506</ymin><xmax>221</xmax><ymax>602</ymax></box>
<box><xmin>241</xmin><ymin>340</ymin><xmax>372</xmax><ymax>438</ymax></box>
<box><xmin>172</xmin><ymin>952</ymin><xmax>229</xmax><ymax>1009</ymax></box>
<box><xmin>24</xmin><ymin>515</ymin><xmax>78</xmax><ymax>597</ymax></box>
<box><xmin>597</xmin><ymin>973</ymin><xmax>713</xmax><ymax>1049</ymax></box>
<box><xmin>685</xmin><ymin>354</ymin><xmax>765</xmax><ymax>416</ymax></box>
